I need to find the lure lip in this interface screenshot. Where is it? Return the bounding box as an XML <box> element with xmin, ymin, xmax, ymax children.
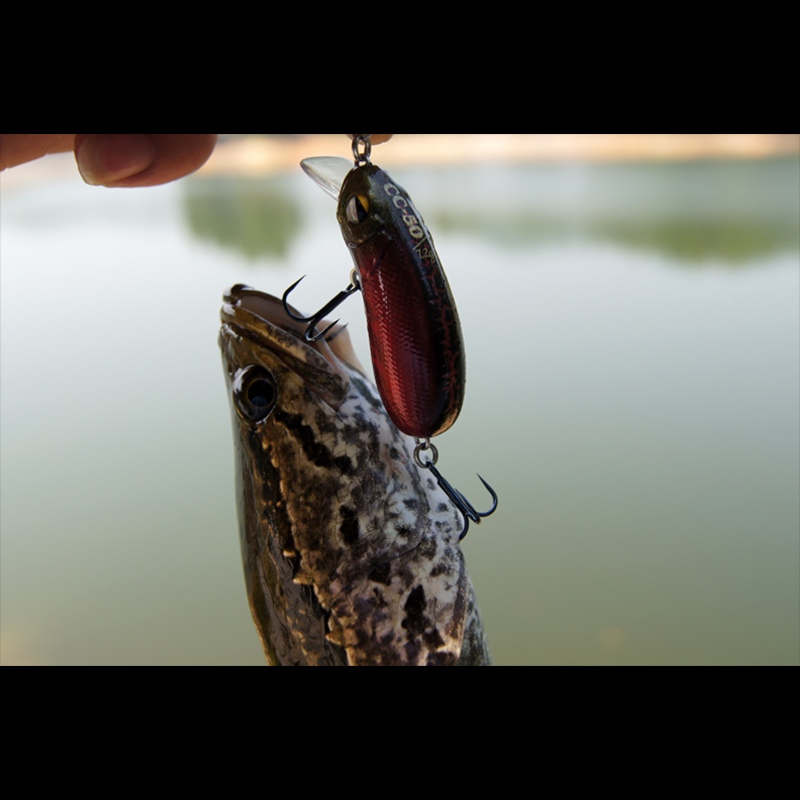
<box><xmin>300</xmin><ymin>156</ymin><xmax>354</xmax><ymax>200</ymax></box>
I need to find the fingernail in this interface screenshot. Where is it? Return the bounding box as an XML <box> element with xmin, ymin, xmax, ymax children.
<box><xmin>77</xmin><ymin>134</ymin><xmax>157</xmax><ymax>186</ymax></box>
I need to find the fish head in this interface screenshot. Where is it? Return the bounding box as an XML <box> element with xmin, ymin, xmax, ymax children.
<box><xmin>220</xmin><ymin>284</ymin><xmax>364</xmax><ymax>419</ymax></box>
<box><xmin>219</xmin><ymin>285</ymin><xmax>473</xmax><ymax>666</ymax></box>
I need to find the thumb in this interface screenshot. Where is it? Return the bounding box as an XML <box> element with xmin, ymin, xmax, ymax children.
<box><xmin>75</xmin><ymin>134</ymin><xmax>218</xmax><ymax>187</ymax></box>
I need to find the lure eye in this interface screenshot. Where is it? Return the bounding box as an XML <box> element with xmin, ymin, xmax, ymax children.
<box><xmin>233</xmin><ymin>366</ymin><xmax>278</xmax><ymax>423</ymax></box>
<box><xmin>345</xmin><ymin>194</ymin><xmax>370</xmax><ymax>224</ymax></box>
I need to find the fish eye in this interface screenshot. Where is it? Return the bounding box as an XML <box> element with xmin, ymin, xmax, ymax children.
<box><xmin>233</xmin><ymin>366</ymin><xmax>278</xmax><ymax>422</ymax></box>
<box><xmin>345</xmin><ymin>194</ymin><xmax>370</xmax><ymax>224</ymax></box>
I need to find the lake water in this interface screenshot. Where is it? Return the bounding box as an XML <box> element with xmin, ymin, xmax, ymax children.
<box><xmin>1</xmin><ymin>154</ymin><xmax>798</xmax><ymax>666</ymax></box>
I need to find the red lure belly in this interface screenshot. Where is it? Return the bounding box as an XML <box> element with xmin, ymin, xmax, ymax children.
<box><xmin>343</xmin><ymin>175</ymin><xmax>466</xmax><ymax>439</ymax></box>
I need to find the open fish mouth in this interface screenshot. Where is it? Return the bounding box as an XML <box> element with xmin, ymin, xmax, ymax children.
<box><xmin>222</xmin><ymin>284</ymin><xmax>367</xmax><ymax>377</ymax></box>
<box><xmin>222</xmin><ymin>284</ymin><xmax>313</xmax><ymax>340</ymax></box>
<box><xmin>220</xmin><ymin>284</ymin><xmax>370</xmax><ymax>412</ymax></box>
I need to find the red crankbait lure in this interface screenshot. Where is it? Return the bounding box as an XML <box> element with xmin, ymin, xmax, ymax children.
<box><xmin>283</xmin><ymin>135</ymin><xmax>496</xmax><ymax>538</ymax></box>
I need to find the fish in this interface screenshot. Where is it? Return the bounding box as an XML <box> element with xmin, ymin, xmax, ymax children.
<box><xmin>290</xmin><ymin>156</ymin><xmax>466</xmax><ymax>440</ymax></box>
<box><xmin>219</xmin><ymin>284</ymin><xmax>492</xmax><ymax>666</ymax></box>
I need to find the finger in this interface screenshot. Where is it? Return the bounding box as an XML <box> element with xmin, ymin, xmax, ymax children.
<box><xmin>1</xmin><ymin>134</ymin><xmax>77</xmax><ymax>170</ymax></box>
<box><xmin>75</xmin><ymin>134</ymin><xmax>219</xmax><ymax>187</ymax></box>
<box><xmin>346</xmin><ymin>134</ymin><xmax>393</xmax><ymax>145</ymax></box>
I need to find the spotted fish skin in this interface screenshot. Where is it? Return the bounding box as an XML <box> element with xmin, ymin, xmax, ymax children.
<box><xmin>220</xmin><ymin>285</ymin><xmax>491</xmax><ymax>666</ymax></box>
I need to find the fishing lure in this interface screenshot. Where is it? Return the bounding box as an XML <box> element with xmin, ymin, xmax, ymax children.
<box><xmin>283</xmin><ymin>135</ymin><xmax>496</xmax><ymax>539</ymax></box>
<box><xmin>287</xmin><ymin>136</ymin><xmax>463</xmax><ymax>439</ymax></box>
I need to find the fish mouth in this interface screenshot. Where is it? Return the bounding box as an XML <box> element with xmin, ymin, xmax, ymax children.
<box><xmin>220</xmin><ymin>284</ymin><xmax>367</xmax><ymax>409</ymax></box>
<box><xmin>223</xmin><ymin>284</ymin><xmax>306</xmax><ymax>335</ymax></box>
<box><xmin>222</xmin><ymin>284</ymin><xmax>356</xmax><ymax>356</ymax></box>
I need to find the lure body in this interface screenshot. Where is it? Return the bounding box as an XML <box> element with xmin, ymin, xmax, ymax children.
<box><xmin>335</xmin><ymin>164</ymin><xmax>466</xmax><ymax>439</ymax></box>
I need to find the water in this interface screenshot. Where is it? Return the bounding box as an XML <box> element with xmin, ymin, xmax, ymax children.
<box><xmin>2</xmin><ymin>154</ymin><xmax>798</xmax><ymax>666</ymax></box>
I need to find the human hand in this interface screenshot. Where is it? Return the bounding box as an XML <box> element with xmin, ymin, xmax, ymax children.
<box><xmin>0</xmin><ymin>134</ymin><xmax>219</xmax><ymax>188</ymax></box>
<box><xmin>1</xmin><ymin>135</ymin><xmax>394</xmax><ymax>187</ymax></box>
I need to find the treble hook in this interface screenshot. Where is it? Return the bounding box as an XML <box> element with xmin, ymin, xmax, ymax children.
<box><xmin>282</xmin><ymin>271</ymin><xmax>361</xmax><ymax>343</ymax></box>
<box><xmin>415</xmin><ymin>441</ymin><xmax>498</xmax><ymax>541</ymax></box>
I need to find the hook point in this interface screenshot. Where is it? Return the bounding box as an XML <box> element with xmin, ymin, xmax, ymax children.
<box><xmin>283</xmin><ymin>277</ymin><xmax>309</xmax><ymax>322</ymax></box>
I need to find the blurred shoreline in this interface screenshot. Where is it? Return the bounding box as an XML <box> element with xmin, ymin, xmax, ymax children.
<box><xmin>1</xmin><ymin>134</ymin><xmax>797</xmax><ymax>193</ymax></box>
<box><xmin>199</xmin><ymin>133</ymin><xmax>800</xmax><ymax>177</ymax></box>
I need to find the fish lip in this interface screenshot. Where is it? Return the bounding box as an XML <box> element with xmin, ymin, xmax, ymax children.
<box><xmin>220</xmin><ymin>283</ymin><xmax>330</xmax><ymax>368</ymax></box>
<box><xmin>221</xmin><ymin>283</ymin><xmax>365</xmax><ymax>372</ymax></box>
<box><xmin>221</xmin><ymin>283</ymin><xmax>331</xmax><ymax>355</ymax></box>
<box><xmin>221</xmin><ymin>284</ymin><xmax>305</xmax><ymax>338</ymax></box>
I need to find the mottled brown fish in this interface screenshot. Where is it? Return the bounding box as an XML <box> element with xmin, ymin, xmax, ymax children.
<box><xmin>219</xmin><ymin>285</ymin><xmax>491</xmax><ymax>666</ymax></box>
